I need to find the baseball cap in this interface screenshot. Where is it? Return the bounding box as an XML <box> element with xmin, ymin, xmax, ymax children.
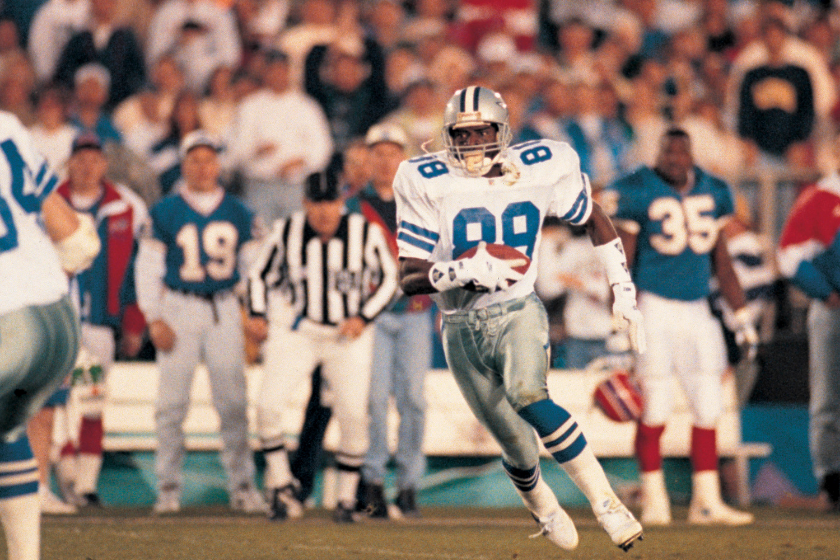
<box><xmin>365</xmin><ymin>123</ymin><xmax>409</xmax><ymax>149</ymax></box>
<box><xmin>304</xmin><ymin>168</ymin><xmax>341</xmax><ymax>202</ymax></box>
<box><xmin>74</xmin><ymin>63</ymin><xmax>111</xmax><ymax>89</ymax></box>
<box><xmin>179</xmin><ymin>130</ymin><xmax>219</xmax><ymax>159</ymax></box>
<box><xmin>71</xmin><ymin>131</ymin><xmax>102</xmax><ymax>154</ymax></box>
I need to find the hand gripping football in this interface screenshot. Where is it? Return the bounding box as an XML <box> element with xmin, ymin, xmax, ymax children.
<box><xmin>456</xmin><ymin>243</ymin><xmax>531</xmax><ymax>291</ymax></box>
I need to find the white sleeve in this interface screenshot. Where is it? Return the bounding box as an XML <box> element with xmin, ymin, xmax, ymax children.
<box><xmin>394</xmin><ymin>164</ymin><xmax>441</xmax><ymax>260</ymax></box>
<box><xmin>300</xmin><ymin>97</ymin><xmax>334</xmax><ymax>174</ymax></box>
<box><xmin>135</xmin><ymin>236</ymin><xmax>166</xmax><ymax>323</ymax></box>
<box><xmin>546</xmin><ymin>144</ymin><xmax>593</xmax><ymax>226</ymax></box>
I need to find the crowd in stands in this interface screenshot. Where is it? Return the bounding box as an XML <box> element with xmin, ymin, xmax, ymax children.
<box><xmin>2</xmin><ymin>0</ymin><xmax>838</xmax><ymax>215</ymax></box>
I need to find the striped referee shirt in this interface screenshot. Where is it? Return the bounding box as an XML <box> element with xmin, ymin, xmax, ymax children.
<box><xmin>247</xmin><ymin>211</ymin><xmax>399</xmax><ymax>325</ymax></box>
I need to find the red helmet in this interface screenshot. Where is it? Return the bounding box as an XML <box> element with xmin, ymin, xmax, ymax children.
<box><xmin>593</xmin><ymin>370</ymin><xmax>644</xmax><ymax>423</ymax></box>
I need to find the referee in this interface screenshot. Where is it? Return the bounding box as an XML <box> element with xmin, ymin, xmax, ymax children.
<box><xmin>245</xmin><ymin>168</ymin><xmax>398</xmax><ymax>523</ymax></box>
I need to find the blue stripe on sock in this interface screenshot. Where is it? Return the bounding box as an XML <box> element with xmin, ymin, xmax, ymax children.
<box><xmin>502</xmin><ymin>460</ymin><xmax>539</xmax><ymax>492</ymax></box>
<box><xmin>0</xmin><ymin>481</ymin><xmax>38</xmax><ymax>499</ymax></box>
<box><xmin>551</xmin><ymin>433</ymin><xmax>588</xmax><ymax>463</ymax></box>
<box><xmin>0</xmin><ymin>437</ymin><xmax>38</xmax><ymax>499</ymax></box>
<box><xmin>0</xmin><ymin>436</ymin><xmax>33</xmax><ymax>462</ymax></box>
<box><xmin>518</xmin><ymin>399</ymin><xmax>571</xmax><ymax>437</ymax></box>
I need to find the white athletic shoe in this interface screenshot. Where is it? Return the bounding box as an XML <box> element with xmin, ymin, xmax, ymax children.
<box><xmin>688</xmin><ymin>470</ymin><xmax>754</xmax><ymax>526</ymax></box>
<box><xmin>641</xmin><ymin>470</ymin><xmax>672</xmax><ymax>526</ymax></box>
<box><xmin>268</xmin><ymin>484</ymin><xmax>304</xmax><ymax>521</ymax></box>
<box><xmin>597</xmin><ymin>498</ymin><xmax>644</xmax><ymax>552</ymax></box>
<box><xmin>529</xmin><ymin>508</ymin><xmax>579</xmax><ymax>551</ymax></box>
<box><xmin>153</xmin><ymin>487</ymin><xmax>181</xmax><ymax>514</ymax></box>
<box><xmin>230</xmin><ymin>485</ymin><xmax>269</xmax><ymax>514</ymax></box>
<box><xmin>40</xmin><ymin>487</ymin><xmax>77</xmax><ymax>515</ymax></box>
<box><xmin>688</xmin><ymin>500</ymin><xmax>754</xmax><ymax>526</ymax></box>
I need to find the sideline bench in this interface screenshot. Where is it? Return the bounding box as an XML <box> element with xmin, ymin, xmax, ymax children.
<box><xmin>98</xmin><ymin>363</ymin><xmax>771</xmax><ymax>506</ymax></box>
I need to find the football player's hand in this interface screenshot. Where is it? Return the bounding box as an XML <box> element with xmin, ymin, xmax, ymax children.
<box><xmin>611</xmin><ymin>282</ymin><xmax>646</xmax><ymax>354</ymax></box>
<box><xmin>733</xmin><ymin>307</ymin><xmax>759</xmax><ymax>361</ymax></box>
<box><xmin>339</xmin><ymin>316</ymin><xmax>366</xmax><ymax>340</ymax></box>
<box><xmin>462</xmin><ymin>242</ymin><xmax>526</xmax><ymax>292</ymax></box>
<box><xmin>149</xmin><ymin>319</ymin><xmax>176</xmax><ymax>353</ymax></box>
<box><xmin>244</xmin><ymin>316</ymin><xmax>269</xmax><ymax>343</ymax></box>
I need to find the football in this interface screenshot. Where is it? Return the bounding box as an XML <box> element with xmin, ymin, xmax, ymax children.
<box><xmin>456</xmin><ymin>243</ymin><xmax>531</xmax><ymax>290</ymax></box>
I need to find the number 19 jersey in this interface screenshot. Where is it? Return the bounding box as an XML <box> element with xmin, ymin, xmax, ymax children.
<box><xmin>394</xmin><ymin>139</ymin><xmax>593</xmax><ymax>313</ymax></box>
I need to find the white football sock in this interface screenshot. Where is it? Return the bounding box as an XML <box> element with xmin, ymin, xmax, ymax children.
<box><xmin>0</xmin><ymin>493</ymin><xmax>40</xmax><ymax>560</ymax></box>
<box><xmin>559</xmin><ymin>446</ymin><xmax>619</xmax><ymax>515</ymax></box>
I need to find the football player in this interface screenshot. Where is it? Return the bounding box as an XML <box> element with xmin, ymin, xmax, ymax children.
<box><xmin>394</xmin><ymin>86</ymin><xmax>645</xmax><ymax>552</ymax></box>
<box><xmin>603</xmin><ymin>128</ymin><xmax>757</xmax><ymax>526</ymax></box>
<box><xmin>0</xmin><ymin>111</ymin><xmax>100</xmax><ymax>560</ymax></box>
<box><xmin>135</xmin><ymin>130</ymin><xmax>266</xmax><ymax>515</ymax></box>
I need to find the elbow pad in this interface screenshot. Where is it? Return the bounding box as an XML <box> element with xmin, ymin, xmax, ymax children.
<box><xmin>54</xmin><ymin>212</ymin><xmax>101</xmax><ymax>273</ymax></box>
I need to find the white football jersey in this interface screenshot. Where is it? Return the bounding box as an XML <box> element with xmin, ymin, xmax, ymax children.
<box><xmin>395</xmin><ymin>139</ymin><xmax>592</xmax><ymax>312</ymax></box>
<box><xmin>0</xmin><ymin>112</ymin><xmax>67</xmax><ymax>314</ymax></box>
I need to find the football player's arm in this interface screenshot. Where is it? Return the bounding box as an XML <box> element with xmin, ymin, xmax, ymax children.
<box><xmin>712</xmin><ymin>233</ymin><xmax>758</xmax><ymax>357</ymax></box>
<box><xmin>586</xmin><ymin>201</ymin><xmax>645</xmax><ymax>353</ymax></box>
<box><xmin>43</xmin><ymin>191</ymin><xmax>101</xmax><ymax>274</ymax></box>
<box><xmin>399</xmin><ymin>257</ymin><xmax>437</xmax><ymax>296</ymax></box>
<box><xmin>135</xmin><ymin>222</ymin><xmax>176</xmax><ymax>352</ymax></box>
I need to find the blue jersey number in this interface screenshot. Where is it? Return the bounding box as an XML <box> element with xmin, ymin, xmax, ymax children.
<box><xmin>0</xmin><ymin>197</ymin><xmax>18</xmax><ymax>252</ymax></box>
<box><xmin>452</xmin><ymin>201</ymin><xmax>540</xmax><ymax>258</ymax></box>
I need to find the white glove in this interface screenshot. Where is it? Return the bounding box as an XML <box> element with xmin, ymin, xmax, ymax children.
<box><xmin>611</xmin><ymin>282</ymin><xmax>646</xmax><ymax>354</ymax></box>
<box><xmin>429</xmin><ymin>242</ymin><xmax>525</xmax><ymax>293</ymax></box>
<box><xmin>733</xmin><ymin>307</ymin><xmax>759</xmax><ymax>361</ymax></box>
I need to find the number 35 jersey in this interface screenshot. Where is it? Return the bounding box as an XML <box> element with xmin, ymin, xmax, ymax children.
<box><xmin>394</xmin><ymin>139</ymin><xmax>593</xmax><ymax>313</ymax></box>
<box><xmin>602</xmin><ymin>166</ymin><xmax>734</xmax><ymax>301</ymax></box>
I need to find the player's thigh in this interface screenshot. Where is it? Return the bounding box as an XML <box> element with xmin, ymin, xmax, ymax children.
<box><xmin>636</xmin><ymin>294</ymin><xmax>680</xmax><ymax>425</ymax></box>
<box><xmin>203</xmin><ymin>296</ymin><xmax>247</xmax><ymax>405</ymax></box>
<box><xmin>0</xmin><ymin>297</ymin><xmax>79</xmax><ymax>438</ymax></box>
<box><xmin>674</xmin><ymin>306</ymin><xmax>727</xmax><ymax>427</ymax></box>
<box><xmin>498</xmin><ymin>295</ymin><xmax>551</xmax><ymax>409</ymax></box>
<box><xmin>442</xmin><ymin>321</ymin><xmax>540</xmax><ymax>465</ymax></box>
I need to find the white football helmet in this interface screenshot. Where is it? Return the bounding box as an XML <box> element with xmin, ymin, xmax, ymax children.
<box><xmin>441</xmin><ymin>85</ymin><xmax>512</xmax><ymax>177</ymax></box>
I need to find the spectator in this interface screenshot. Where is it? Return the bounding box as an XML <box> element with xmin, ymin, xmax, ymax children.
<box><xmin>227</xmin><ymin>49</ymin><xmax>333</xmax><ymax>224</ymax></box>
<box><xmin>350</xmin><ymin>123</ymin><xmax>433</xmax><ymax>519</ymax></box>
<box><xmin>55</xmin><ymin>131</ymin><xmax>148</xmax><ymax>506</ymax></box>
<box><xmin>0</xmin><ymin>52</ymin><xmax>37</xmax><ymax>125</ymax></box>
<box><xmin>69</xmin><ymin>63</ymin><xmax>121</xmax><ymax>144</ymax></box>
<box><xmin>147</xmin><ymin>90</ymin><xmax>202</xmax><ymax>196</ymax></box>
<box><xmin>304</xmin><ymin>35</ymin><xmax>390</xmax><ymax>155</ymax></box>
<box><xmin>145</xmin><ymin>0</ymin><xmax>241</xmax><ymax>85</ymax></box>
<box><xmin>198</xmin><ymin>65</ymin><xmax>237</xmax><ymax>139</ymax></box>
<box><xmin>337</xmin><ymin>137</ymin><xmax>371</xmax><ymax>199</ymax></box>
<box><xmin>135</xmin><ymin>130</ymin><xmax>267</xmax><ymax>515</ymax></box>
<box><xmin>604</xmin><ymin>128</ymin><xmax>757</xmax><ymax>527</ymax></box>
<box><xmin>363</xmin><ymin>0</ymin><xmax>406</xmax><ymax>52</ymax></box>
<box><xmin>27</xmin><ymin>0</ymin><xmax>89</xmax><ymax>84</ymax></box>
<box><xmin>382</xmin><ymin>77</ymin><xmax>444</xmax><ymax>157</ymax></box>
<box><xmin>29</xmin><ymin>84</ymin><xmax>78</xmax><ymax>177</ymax></box>
<box><xmin>535</xmin><ymin>224</ymin><xmax>627</xmax><ymax>370</ymax></box>
<box><xmin>777</xmin><ymin>133</ymin><xmax>840</xmax><ymax>513</ymax></box>
<box><xmin>245</xmin><ymin>168</ymin><xmax>398</xmax><ymax>522</ymax></box>
<box><xmin>275</xmin><ymin>0</ymin><xmax>348</xmax><ymax>89</ymax></box>
<box><xmin>113</xmin><ymin>55</ymin><xmax>185</xmax><ymax>145</ymax></box>
<box><xmin>53</xmin><ymin>0</ymin><xmax>146</xmax><ymax>111</ymax></box>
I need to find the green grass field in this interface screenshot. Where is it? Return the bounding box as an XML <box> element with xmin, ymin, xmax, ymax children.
<box><xmin>25</xmin><ymin>505</ymin><xmax>839</xmax><ymax>560</ymax></box>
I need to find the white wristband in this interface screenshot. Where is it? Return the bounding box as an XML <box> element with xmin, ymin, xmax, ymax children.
<box><xmin>428</xmin><ymin>261</ymin><xmax>463</xmax><ymax>292</ymax></box>
<box><xmin>594</xmin><ymin>237</ymin><xmax>633</xmax><ymax>285</ymax></box>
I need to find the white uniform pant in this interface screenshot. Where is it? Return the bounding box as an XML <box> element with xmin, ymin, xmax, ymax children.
<box><xmin>258</xmin><ymin>319</ymin><xmax>373</xmax><ymax>461</ymax></box>
<box><xmin>635</xmin><ymin>292</ymin><xmax>727</xmax><ymax>428</ymax></box>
